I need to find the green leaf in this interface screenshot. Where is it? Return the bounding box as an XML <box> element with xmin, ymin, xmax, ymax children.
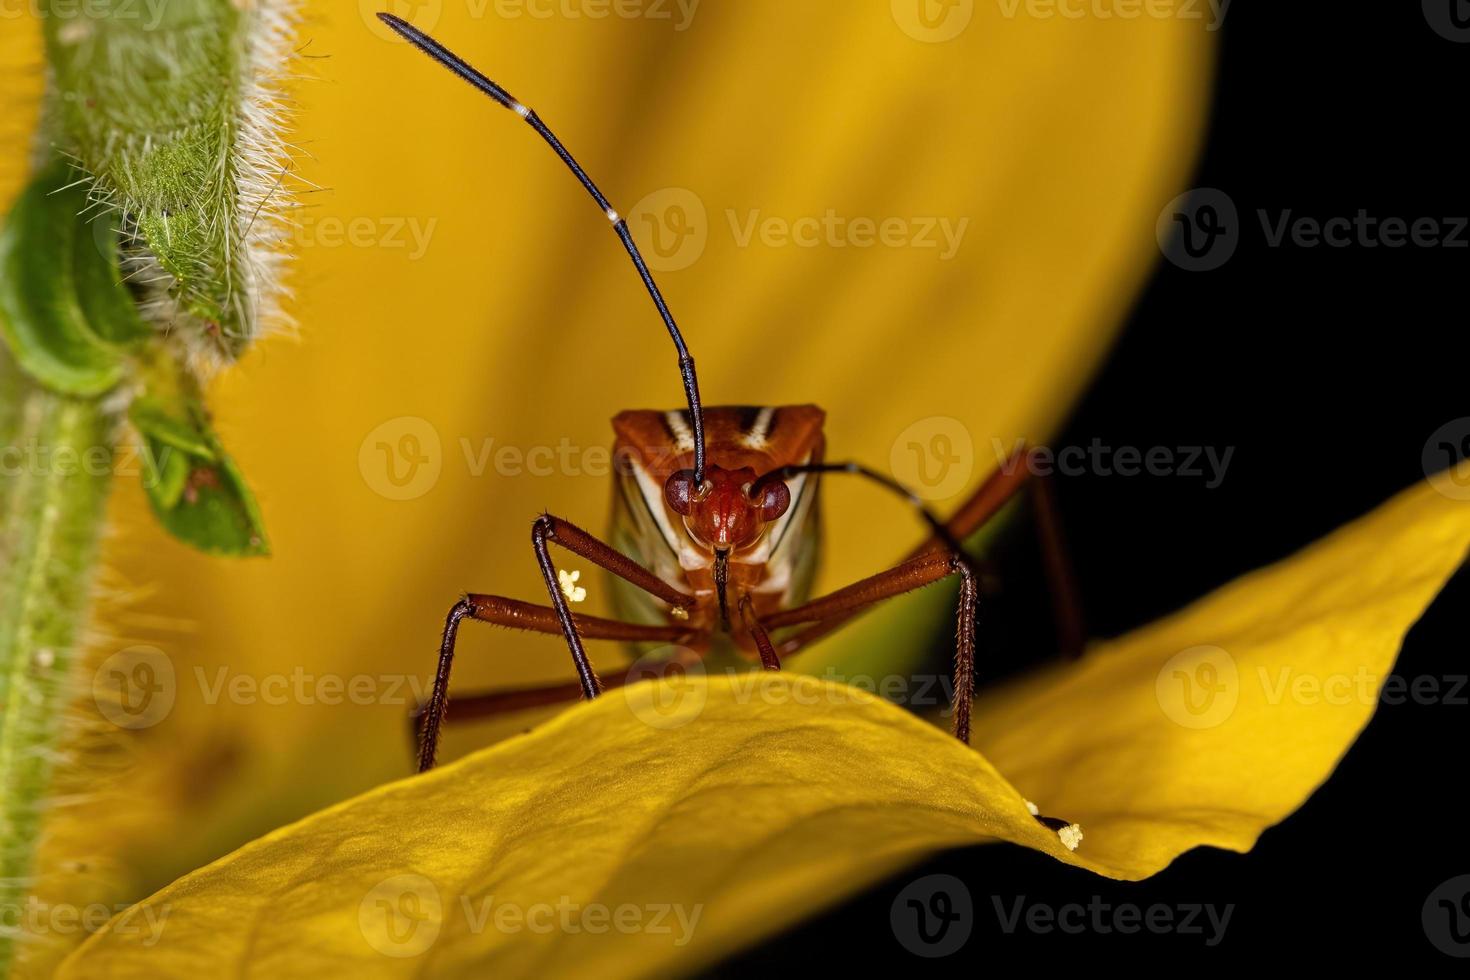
<box><xmin>140</xmin><ymin>434</ymin><xmax>191</xmax><ymax>511</ymax></box>
<box><xmin>152</xmin><ymin>444</ymin><xmax>269</xmax><ymax>558</ymax></box>
<box><xmin>128</xmin><ymin>396</ymin><xmax>217</xmax><ymax>458</ymax></box>
<box><xmin>72</xmin><ymin>207</ymin><xmax>154</xmax><ymax>347</ymax></box>
<box><xmin>129</xmin><ymin>394</ymin><xmax>268</xmax><ymax>557</ymax></box>
<box><xmin>0</xmin><ymin>164</ymin><xmax>129</xmax><ymax>396</ymax></box>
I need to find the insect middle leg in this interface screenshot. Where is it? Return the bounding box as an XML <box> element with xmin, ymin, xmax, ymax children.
<box><xmin>417</xmin><ymin>514</ymin><xmax>697</xmax><ymax>772</ymax></box>
<box><xmin>527</xmin><ymin>514</ymin><xmax>695</xmax><ymax>696</ymax></box>
<box><xmin>414</xmin><ymin>596</ymin><xmax>696</xmax><ymax>770</ymax></box>
<box><xmin>762</xmin><ymin>551</ymin><xmax>978</xmax><ymax>742</ymax></box>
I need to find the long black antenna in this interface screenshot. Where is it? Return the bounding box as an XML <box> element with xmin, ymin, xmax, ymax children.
<box><xmin>378</xmin><ymin>12</ymin><xmax>708</xmax><ymax>483</ymax></box>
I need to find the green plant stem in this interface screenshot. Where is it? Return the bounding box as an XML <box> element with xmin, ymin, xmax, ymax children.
<box><xmin>0</xmin><ymin>357</ymin><xmax>113</xmax><ymax>977</ymax></box>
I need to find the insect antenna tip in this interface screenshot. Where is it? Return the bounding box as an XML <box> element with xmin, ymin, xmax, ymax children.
<box><xmin>376</xmin><ymin>12</ymin><xmax>416</xmax><ymax>39</ymax></box>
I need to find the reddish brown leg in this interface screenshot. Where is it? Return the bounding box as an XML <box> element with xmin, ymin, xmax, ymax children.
<box><xmin>791</xmin><ymin>447</ymin><xmax>1085</xmax><ymax>657</ymax></box>
<box><xmin>764</xmin><ymin>551</ymin><xmax>978</xmax><ymax>742</ymax></box>
<box><xmin>533</xmin><ymin>515</ymin><xmax>694</xmax><ymax>611</ymax></box>
<box><xmin>738</xmin><ymin>595</ymin><xmax>782</xmax><ymax>671</ymax></box>
<box><xmin>417</xmin><ymin>593</ymin><xmax>697</xmax><ymax>771</ymax></box>
<box><xmin>421</xmin><ymin>593</ymin><xmax>778</xmax><ymax>754</ymax></box>
<box><xmin>528</xmin><ymin>514</ymin><xmax>696</xmax><ymax>698</ymax></box>
<box><xmin>1028</xmin><ymin>467</ymin><xmax>1086</xmax><ymax>658</ymax></box>
<box><xmin>417</xmin><ymin>514</ymin><xmax>696</xmax><ymax>773</ymax></box>
<box><xmin>918</xmin><ymin>449</ymin><xmax>1084</xmax><ymax>655</ymax></box>
<box><xmin>411</xmin><ymin>654</ymin><xmax>658</xmax><ymax>760</ymax></box>
<box><xmin>907</xmin><ymin>449</ymin><xmax>1034</xmax><ymax>558</ymax></box>
<box><xmin>411</xmin><ymin>679</ymin><xmax>579</xmax><ymax>762</ymax></box>
<box><xmin>412</xmin><ymin>633</ymin><xmax>710</xmax><ymax>755</ymax></box>
<box><xmin>418</xmin><ymin>673</ymin><xmax>628</xmax><ymax>728</ymax></box>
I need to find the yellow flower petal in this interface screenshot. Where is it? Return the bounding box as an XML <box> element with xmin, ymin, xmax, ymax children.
<box><xmin>57</xmin><ymin>676</ymin><xmax>1079</xmax><ymax>979</ymax></box>
<box><xmin>970</xmin><ymin>465</ymin><xmax>1470</xmax><ymax>877</ymax></box>
<box><xmin>59</xmin><ymin>470</ymin><xmax>1470</xmax><ymax>977</ymax></box>
<box><xmin>0</xmin><ymin>21</ymin><xmax>42</xmax><ymax>205</ymax></box>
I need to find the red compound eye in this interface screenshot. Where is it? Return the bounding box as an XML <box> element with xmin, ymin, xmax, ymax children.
<box><xmin>664</xmin><ymin>469</ymin><xmax>700</xmax><ymax>515</ymax></box>
<box><xmin>751</xmin><ymin>479</ymin><xmax>790</xmax><ymax>523</ymax></box>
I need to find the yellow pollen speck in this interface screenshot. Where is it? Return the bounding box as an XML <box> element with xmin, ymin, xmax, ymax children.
<box><xmin>1024</xmin><ymin>799</ymin><xmax>1040</xmax><ymax>816</ymax></box>
<box><xmin>558</xmin><ymin>569</ymin><xmax>586</xmax><ymax>603</ymax></box>
<box><xmin>669</xmin><ymin>606</ymin><xmax>689</xmax><ymax>621</ymax></box>
<box><xmin>1057</xmin><ymin>823</ymin><xmax>1083</xmax><ymax>851</ymax></box>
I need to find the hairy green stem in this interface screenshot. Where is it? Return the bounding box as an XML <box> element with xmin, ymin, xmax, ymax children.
<box><xmin>0</xmin><ymin>355</ymin><xmax>113</xmax><ymax>976</ymax></box>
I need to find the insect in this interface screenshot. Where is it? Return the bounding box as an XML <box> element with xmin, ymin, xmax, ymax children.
<box><xmin>378</xmin><ymin>14</ymin><xmax>1083</xmax><ymax>773</ymax></box>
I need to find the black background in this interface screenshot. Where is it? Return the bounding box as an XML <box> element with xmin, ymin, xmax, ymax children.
<box><xmin>719</xmin><ymin>4</ymin><xmax>1467</xmax><ymax>973</ymax></box>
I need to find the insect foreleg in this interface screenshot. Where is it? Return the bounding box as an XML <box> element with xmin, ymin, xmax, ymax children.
<box><xmin>737</xmin><ymin>595</ymin><xmax>782</xmax><ymax>671</ymax></box>
<box><xmin>533</xmin><ymin>515</ymin><xmax>695</xmax><ymax>611</ymax></box>
<box><xmin>530</xmin><ymin>513</ymin><xmax>696</xmax><ymax>700</ymax></box>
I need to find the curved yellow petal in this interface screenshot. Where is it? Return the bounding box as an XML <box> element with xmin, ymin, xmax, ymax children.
<box><xmin>57</xmin><ymin>676</ymin><xmax>1080</xmax><ymax>980</ymax></box>
<box><xmin>970</xmin><ymin>465</ymin><xmax>1470</xmax><ymax>876</ymax></box>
